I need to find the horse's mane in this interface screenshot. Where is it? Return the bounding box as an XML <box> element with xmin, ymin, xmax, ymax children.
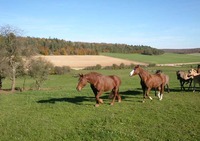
<box><xmin>138</xmin><ymin>66</ymin><xmax>152</xmax><ymax>80</ymax></box>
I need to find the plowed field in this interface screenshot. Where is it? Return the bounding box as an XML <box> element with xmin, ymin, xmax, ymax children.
<box><xmin>37</xmin><ymin>55</ymin><xmax>148</xmax><ymax>69</ymax></box>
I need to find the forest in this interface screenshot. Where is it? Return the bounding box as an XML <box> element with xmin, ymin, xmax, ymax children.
<box><xmin>20</xmin><ymin>36</ymin><xmax>165</xmax><ymax>55</ymax></box>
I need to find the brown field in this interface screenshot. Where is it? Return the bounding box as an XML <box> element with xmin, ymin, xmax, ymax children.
<box><xmin>37</xmin><ymin>55</ymin><xmax>148</xmax><ymax>70</ymax></box>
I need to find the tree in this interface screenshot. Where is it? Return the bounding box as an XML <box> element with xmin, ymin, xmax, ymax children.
<box><xmin>28</xmin><ymin>57</ymin><xmax>53</xmax><ymax>90</ymax></box>
<box><xmin>0</xmin><ymin>25</ymin><xmax>34</xmax><ymax>91</ymax></box>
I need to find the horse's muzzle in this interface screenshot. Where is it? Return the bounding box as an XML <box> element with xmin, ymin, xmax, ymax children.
<box><xmin>76</xmin><ymin>86</ymin><xmax>82</xmax><ymax>91</ymax></box>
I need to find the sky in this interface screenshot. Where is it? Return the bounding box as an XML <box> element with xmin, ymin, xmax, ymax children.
<box><xmin>0</xmin><ymin>0</ymin><xmax>200</xmax><ymax>49</ymax></box>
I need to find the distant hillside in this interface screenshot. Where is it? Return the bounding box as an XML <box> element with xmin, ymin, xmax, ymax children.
<box><xmin>162</xmin><ymin>48</ymin><xmax>200</xmax><ymax>54</ymax></box>
<box><xmin>18</xmin><ymin>36</ymin><xmax>164</xmax><ymax>55</ymax></box>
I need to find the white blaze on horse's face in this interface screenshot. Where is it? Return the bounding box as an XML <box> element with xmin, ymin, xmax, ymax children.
<box><xmin>130</xmin><ymin>69</ymin><xmax>135</xmax><ymax>76</ymax></box>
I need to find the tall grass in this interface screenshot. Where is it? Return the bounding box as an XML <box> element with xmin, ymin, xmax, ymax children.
<box><xmin>0</xmin><ymin>67</ymin><xmax>200</xmax><ymax>141</ymax></box>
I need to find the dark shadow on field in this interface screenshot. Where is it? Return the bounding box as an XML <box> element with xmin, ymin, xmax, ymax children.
<box><xmin>37</xmin><ymin>96</ymin><xmax>94</xmax><ymax>105</ymax></box>
<box><xmin>120</xmin><ymin>89</ymin><xmax>142</xmax><ymax>96</ymax></box>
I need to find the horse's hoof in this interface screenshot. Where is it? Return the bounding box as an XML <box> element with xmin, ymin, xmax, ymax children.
<box><xmin>149</xmin><ymin>97</ymin><xmax>153</xmax><ymax>100</ymax></box>
<box><xmin>142</xmin><ymin>100</ymin><xmax>145</xmax><ymax>103</ymax></box>
<box><xmin>99</xmin><ymin>99</ymin><xmax>104</xmax><ymax>104</ymax></box>
<box><xmin>118</xmin><ymin>100</ymin><xmax>121</xmax><ymax>103</ymax></box>
<box><xmin>95</xmin><ymin>104</ymin><xmax>100</xmax><ymax>107</ymax></box>
<box><xmin>110</xmin><ymin>103</ymin><xmax>114</xmax><ymax>106</ymax></box>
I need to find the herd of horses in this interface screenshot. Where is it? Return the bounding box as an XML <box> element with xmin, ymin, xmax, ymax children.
<box><xmin>76</xmin><ymin>65</ymin><xmax>200</xmax><ymax>107</ymax></box>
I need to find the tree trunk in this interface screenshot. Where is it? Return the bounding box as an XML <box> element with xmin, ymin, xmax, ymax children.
<box><xmin>11</xmin><ymin>67</ymin><xmax>16</xmax><ymax>92</ymax></box>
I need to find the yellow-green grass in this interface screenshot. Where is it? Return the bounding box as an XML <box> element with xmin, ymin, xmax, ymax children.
<box><xmin>101</xmin><ymin>53</ymin><xmax>200</xmax><ymax>64</ymax></box>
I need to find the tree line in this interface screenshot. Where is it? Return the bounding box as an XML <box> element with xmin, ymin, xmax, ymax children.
<box><xmin>20</xmin><ymin>37</ymin><xmax>164</xmax><ymax>55</ymax></box>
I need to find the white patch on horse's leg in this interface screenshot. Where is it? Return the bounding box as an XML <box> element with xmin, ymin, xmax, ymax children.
<box><xmin>159</xmin><ymin>94</ymin><xmax>163</xmax><ymax>100</ymax></box>
<box><xmin>99</xmin><ymin>99</ymin><xmax>104</xmax><ymax>103</ymax></box>
<box><xmin>157</xmin><ymin>92</ymin><xmax>161</xmax><ymax>99</ymax></box>
<box><xmin>95</xmin><ymin>104</ymin><xmax>100</xmax><ymax>107</ymax></box>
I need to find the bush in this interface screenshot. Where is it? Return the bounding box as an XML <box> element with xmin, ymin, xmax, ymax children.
<box><xmin>54</xmin><ymin>66</ymin><xmax>71</xmax><ymax>75</ymax></box>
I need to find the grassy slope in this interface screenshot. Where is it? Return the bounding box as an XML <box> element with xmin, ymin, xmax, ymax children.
<box><xmin>101</xmin><ymin>53</ymin><xmax>200</xmax><ymax>64</ymax></box>
<box><xmin>0</xmin><ymin>67</ymin><xmax>200</xmax><ymax>141</ymax></box>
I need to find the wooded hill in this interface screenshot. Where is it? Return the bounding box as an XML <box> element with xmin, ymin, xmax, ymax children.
<box><xmin>20</xmin><ymin>36</ymin><xmax>164</xmax><ymax>55</ymax></box>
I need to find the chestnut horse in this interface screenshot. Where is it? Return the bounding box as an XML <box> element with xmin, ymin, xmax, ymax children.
<box><xmin>155</xmin><ymin>70</ymin><xmax>170</xmax><ymax>93</ymax></box>
<box><xmin>129</xmin><ymin>65</ymin><xmax>165</xmax><ymax>102</ymax></box>
<box><xmin>76</xmin><ymin>72</ymin><xmax>121</xmax><ymax>107</ymax></box>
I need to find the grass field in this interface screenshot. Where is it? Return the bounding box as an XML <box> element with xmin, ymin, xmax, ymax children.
<box><xmin>0</xmin><ymin>66</ymin><xmax>200</xmax><ymax>141</ymax></box>
<box><xmin>101</xmin><ymin>53</ymin><xmax>200</xmax><ymax>64</ymax></box>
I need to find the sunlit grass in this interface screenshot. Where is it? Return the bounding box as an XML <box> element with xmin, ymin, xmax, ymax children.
<box><xmin>101</xmin><ymin>53</ymin><xmax>200</xmax><ymax>64</ymax></box>
<box><xmin>0</xmin><ymin>66</ymin><xmax>200</xmax><ymax>140</ymax></box>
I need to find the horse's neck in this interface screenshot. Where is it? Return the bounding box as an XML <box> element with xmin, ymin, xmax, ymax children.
<box><xmin>86</xmin><ymin>74</ymin><xmax>98</xmax><ymax>84</ymax></box>
<box><xmin>183</xmin><ymin>73</ymin><xmax>193</xmax><ymax>80</ymax></box>
<box><xmin>193</xmin><ymin>72</ymin><xmax>200</xmax><ymax>76</ymax></box>
<box><xmin>138</xmin><ymin>68</ymin><xmax>150</xmax><ymax>82</ymax></box>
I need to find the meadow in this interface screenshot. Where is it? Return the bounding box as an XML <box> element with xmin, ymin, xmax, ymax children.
<box><xmin>101</xmin><ymin>53</ymin><xmax>200</xmax><ymax>64</ymax></box>
<box><xmin>0</xmin><ymin>65</ymin><xmax>200</xmax><ymax>141</ymax></box>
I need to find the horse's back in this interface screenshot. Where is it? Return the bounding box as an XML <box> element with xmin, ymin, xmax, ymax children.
<box><xmin>109</xmin><ymin>75</ymin><xmax>121</xmax><ymax>87</ymax></box>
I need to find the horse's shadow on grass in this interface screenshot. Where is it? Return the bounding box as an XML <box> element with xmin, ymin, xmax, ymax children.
<box><xmin>37</xmin><ymin>96</ymin><xmax>94</xmax><ymax>105</ymax></box>
<box><xmin>37</xmin><ymin>89</ymin><xmax>142</xmax><ymax>105</ymax></box>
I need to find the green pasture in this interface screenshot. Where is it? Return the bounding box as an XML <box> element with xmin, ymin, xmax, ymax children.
<box><xmin>0</xmin><ymin>66</ymin><xmax>200</xmax><ymax>141</ymax></box>
<box><xmin>101</xmin><ymin>53</ymin><xmax>200</xmax><ymax>64</ymax></box>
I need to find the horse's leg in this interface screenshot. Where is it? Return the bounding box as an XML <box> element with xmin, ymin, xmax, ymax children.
<box><xmin>159</xmin><ymin>84</ymin><xmax>164</xmax><ymax>100</ymax></box>
<box><xmin>154</xmin><ymin>88</ymin><xmax>157</xmax><ymax>96</ymax></box>
<box><xmin>166</xmin><ymin>84</ymin><xmax>170</xmax><ymax>93</ymax></box>
<box><xmin>108</xmin><ymin>91</ymin><xmax>114</xmax><ymax>99</ymax></box>
<box><xmin>193</xmin><ymin>81</ymin><xmax>196</xmax><ymax>92</ymax></box>
<box><xmin>189</xmin><ymin>79</ymin><xmax>193</xmax><ymax>91</ymax></box>
<box><xmin>143</xmin><ymin>87</ymin><xmax>152</xmax><ymax>102</ymax></box>
<box><xmin>182</xmin><ymin>81</ymin><xmax>185</xmax><ymax>91</ymax></box>
<box><xmin>141</xmin><ymin>81</ymin><xmax>146</xmax><ymax>102</ymax></box>
<box><xmin>157</xmin><ymin>87</ymin><xmax>161</xmax><ymax>99</ymax></box>
<box><xmin>110</xmin><ymin>88</ymin><xmax>118</xmax><ymax>105</ymax></box>
<box><xmin>95</xmin><ymin>91</ymin><xmax>104</xmax><ymax>107</ymax></box>
<box><xmin>90</xmin><ymin>84</ymin><xmax>99</xmax><ymax>106</ymax></box>
<box><xmin>117</xmin><ymin>89</ymin><xmax>121</xmax><ymax>103</ymax></box>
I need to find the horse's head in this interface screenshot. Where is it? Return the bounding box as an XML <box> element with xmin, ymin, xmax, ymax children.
<box><xmin>188</xmin><ymin>69</ymin><xmax>197</xmax><ymax>76</ymax></box>
<box><xmin>129</xmin><ymin>65</ymin><xmax>140</xmax><ymax>76</ymax></box>
<box><xmin>76</xmin><ymin>74</ymin><xmax>88</xmax><ymax>91</ymax></box>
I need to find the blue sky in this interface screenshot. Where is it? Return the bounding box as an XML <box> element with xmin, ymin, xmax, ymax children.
<box><xmin>0</xmin><ymin>0</ymin><xmax>200</xmax><ymax>49</ymax></box>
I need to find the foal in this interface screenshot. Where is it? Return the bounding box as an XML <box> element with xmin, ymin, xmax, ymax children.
<box><xmin>130</xmin><ymin>65</ymin><xmax>165</xmax><ymax>102</ymax></box>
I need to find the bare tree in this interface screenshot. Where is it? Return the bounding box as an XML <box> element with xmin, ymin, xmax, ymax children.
<box><xmin>0</xmin><ymin>25</ymin><xmax>34</xmax><ymax>91</ymax></box>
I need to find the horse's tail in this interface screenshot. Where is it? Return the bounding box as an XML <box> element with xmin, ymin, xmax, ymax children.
<box><xmin>111</xmin><ymin>75</ymin><xmax>121</xmax><ymax>88</ymax></box>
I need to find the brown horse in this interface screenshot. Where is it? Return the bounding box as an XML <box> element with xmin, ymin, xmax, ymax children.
<box><xmin>129</xmin><ymin>65</ymin><xmax>165</xmax><ymax>102</ymax></box>
<box><xmin>155</xmin><ymin>70</ymin><xmax>170</xmax><ymax>93</ymax></box>
<box><xmin>76</xmin><ymin>72</ymin><xmax>121</xmax><ymax>107</ymax></box>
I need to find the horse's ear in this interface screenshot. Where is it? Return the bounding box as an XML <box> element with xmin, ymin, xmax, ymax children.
<box><xmin>79</xmin><ymin>73</ymin><xmax>84</xmax><ymax>77</ymax></box>
<box><xmin>135</xmin><ymin>65</ymin><xmax>140</xmax><ymax>68</ymax></box>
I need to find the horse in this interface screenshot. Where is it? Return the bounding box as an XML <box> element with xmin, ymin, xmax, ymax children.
<box><xmin>176</xmin><ymin>70</ymin><xmax>193</xmax><ymax>91</ymax></box>
<box><xmin>188</xmin><ymin>69</ymin><xmax>200</xmax><ymax>92</ymax></box>
<box><xmin>155</xmin><ymin>70</ymin><xmax>170</xmax><ymax>93</ymax></box>
<box><xmin>76</xmin><ymin>72</ymin><xmax>121</xmax><ymax>107</ymax></box>
<box><xmin>129</xmin><ymin>65</ymin><xmax>165</xmax><ymax>102</ymax></box>
<box><xmin>197</xmin><ymin>64</ymin><xmax>200</xmax><ymax>73</ymax></box>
